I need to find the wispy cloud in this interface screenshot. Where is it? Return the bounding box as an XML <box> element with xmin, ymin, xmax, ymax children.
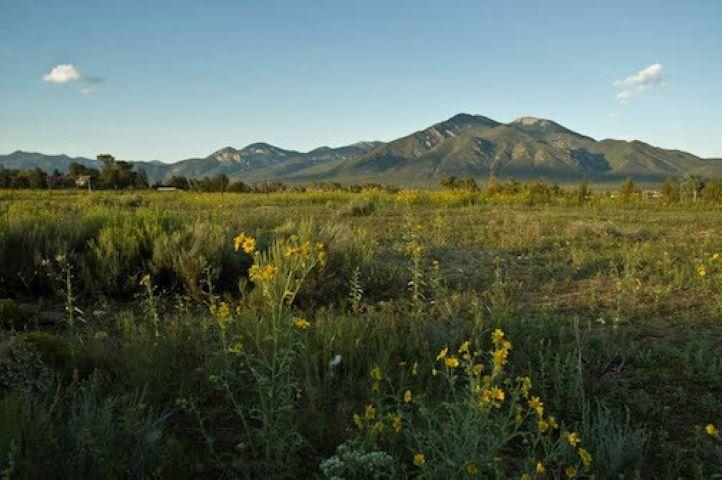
<box><xmin>614</xmin><ymin>63</ymin><xmax>664</xmax><ymax>103</ymax></box>
<box><xmin>42</xmin><ymin>63</ymin><xmax>103</xmax><ymax>93</ymax></box>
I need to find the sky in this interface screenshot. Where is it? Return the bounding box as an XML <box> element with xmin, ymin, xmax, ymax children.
<box><xmin>1</xmin><ymin>0</ymin><xmax>721</xmax><ymax>162</ymax></box>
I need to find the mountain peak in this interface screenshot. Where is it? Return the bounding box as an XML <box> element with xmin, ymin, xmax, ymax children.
<box><xmin>443</xmin><ymin>113</ymin><xmax>499</xmax><ymax>127</ymax></box>
<box><xmin>241</xmin><ymin>142</ymin><xmax>294</xmax><ymax>156</ymax></box>
<box><xmin>512</xmin><ymin>116</ymin><xmax>560</xmax><ymax>127</ymax></box>
<box><xmin>510</xmin><ymin>116</ymin><xmax>594</xmax><ymax>142</ymax></box>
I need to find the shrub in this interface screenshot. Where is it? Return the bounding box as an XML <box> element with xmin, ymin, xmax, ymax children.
<box><xmin>0</xmin><ymin>298</ymin><xmax>24</xmax><ymax>329</ymax></box>
<box><xmin>338</xmin><ymin>196</ymin><xmax>377</xmax><ymax>217</ymax></box>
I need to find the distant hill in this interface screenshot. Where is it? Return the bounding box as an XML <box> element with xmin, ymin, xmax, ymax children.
<box><xmin>0</xmin><ymin>151</ymin><xmax>97</xmax><ymax>172</ymax></box>
<box><xmin>161</xmin><ymin>141</ymin><xmax>383</xmax><ymax>183</ymax></box>
<box><xmin>2</xmin><ymin>114</ymin><xmax>721</xmax><ymax>185</ymax></box>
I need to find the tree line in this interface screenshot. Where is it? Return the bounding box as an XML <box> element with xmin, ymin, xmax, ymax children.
<box><xmin>0</xmin><ymin>155</ymin><xmax>148</xmax><ymax>190</ymax></box>
<box><xmin>438</xmin><ymin>174</ymin><xmax>722</xmax><ymax>203</ymax></box>
<box><xmin>2</xmin><ymin>155</ymin><xmax>721</xmax><ymax>202</ymax></box>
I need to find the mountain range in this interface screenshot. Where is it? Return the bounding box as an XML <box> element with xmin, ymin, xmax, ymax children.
<box><xmin>3</xmin><ymin>114</ymin><xmax>721</xmax><ymax>185</ymax></box>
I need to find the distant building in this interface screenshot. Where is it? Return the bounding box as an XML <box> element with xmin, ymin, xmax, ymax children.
<box><xmin>643</xmin><ymin>190</ymin><xmax>662</xmax><ymax>199</ymax></box>
<box><xmin>75</xmin><ymin>175</ymin><xmax>92</xmax><ymax>188</ymax></box>
<box><xmin>156</xmin><ymin>186</ymin><xmax>178</xmax><ymax>192</ymax></box>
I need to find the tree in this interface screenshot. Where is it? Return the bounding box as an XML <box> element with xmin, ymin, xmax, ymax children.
<box><xmin>134</xmin><ymin>168</ymin><xmax>149</xmax><ymax>189</ymax></box>
<box><xmin>167</xmin><ymin>175</ymin><xmax>190</xmax><ymax>190</ymax></box>
<box><xmin>459</xmin><ymin>177</ymin><xmax>478</xmax><ymax>192</ymax></box>
<box><xmin>680</xmin><ymin>174</ymin><xmax>705</xmax><ymax>202</ymax></box>
<box><xmin>576</xmin><ymin>179</ymin><xmax>589</xmax><ymax>204</ymax></box>
<box><xmin>27</xmin><ymin>167</ymin><xmax>47</xmax><ymax>189</ymax></box>
<box><xmin>504</xmin><ymin>177</ymin><xmax>522</xmax><ymax>195</ymax></box>
<box><xmin>0</xmin><ymin>166</ymin><xmax>9</xmax><ymax>189</ymax></box>
<box><xmin>228</xmin><ymin>181</ymin><xmax>250</xmax><ymax>193</ymax></box>
<box><xmin>702</xmin><ymin>178</ymin><xmax>722</xmax><ymax>203</ymax></box>
<box><xmin>440</xmin><ymin>176</ymin><xmax>458</xmax><ymax>190</ymax></box>
<box><xmin>69</xmin><ymin>162</ymin><xmax>91</xmax><ymax>177</ymax></box>
<box><xmin>660</xmin><ymin>177</ymin><xmax>681</xmax><ymax>203</ymax></box>
<box><xmin>486</xmin><ymin>175</ymin><xmax>501</xmax><ymax>195</ymax></box>
<box><xmin>215</xmin><ymin>174</ymin><xmax>230</xmax><ymax>194</ymax></box>
<box><xmin>619</xmin><ymin>177</ymin><xmax>635</xmax><ymax>202</ymax></box>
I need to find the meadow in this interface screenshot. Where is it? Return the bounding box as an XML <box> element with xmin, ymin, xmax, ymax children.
<box><xmin>0</xmin><ymin>188</ymin><xmax>721</xmax><ymax>479</ymax></box>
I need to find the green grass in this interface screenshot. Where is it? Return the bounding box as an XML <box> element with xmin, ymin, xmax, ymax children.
<box><xmin>0</xmin><ymin>189</ymin><xmax>721</xmax><ymax>479</ymax></box>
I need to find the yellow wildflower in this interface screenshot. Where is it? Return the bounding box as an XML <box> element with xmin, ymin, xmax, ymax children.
<box><xmin>565</xmin><ymin>432</ymin><xmax>581</xmax><ymax>447</ymax></box>
<box><xmin>436</xmin><ymin>347</ymin><xmax>449</xmax><ymax>361</ymax></box>
<box><xmin>491</xmin><ymin>328</ymin><xmax>505</xmax><ymax>344</ymax></box>
<box><xmin>698</xmin><ymin>266</ymin><xmax>707</xmax><ymax>277</ymax></box>
<box><xmin>537</xmin><ymin>419</ymin><xmax>550</xmax><ymax>433</ymax></box>
<box><xmin>364</xmin><ymin>404</ymin><xmax>376</xmax><ymax>420</ymax></box>
<box><xmin>516</xmin><ymin>376</ymin><xmax>532</xmax><ymax>397</ymax></box>
<box><xmin>139</xmin><ymin>274</ymin><xmax>151</xmax><ymax>286</ymax></box>
<box><xmin>403</xmin><ymin>389</ymin><xmax>412</xmax><ymax>403</ymax></box>
<box><xmin>521</xmin><ymin>475</ymin><xmax>533</xmax><ymax>480</ymax></box>
<box><xmin>472</xmin><ymin>364</ymin><xmax>484</xmax><ymax>376</ymax></box>
<box><xmin>492</xmin><ymin>348</ymin><xmax>509</xmax><ymax>370</ymax></box>
<box><xmin>535</xmin><ymin>461</ymin><xmax>546</xmax><ymax>474</ymax></box>
<box><xmin>210</xmin><ymin>302</ymin><xmax>231</xmax><ymax>320</ymax></box>
<box><xmin>228</xmin><ymin>341</ymin><xmax>243</xmax><ymax>355</ymax></box>
<box><xmin>565</xmin><ymin>466</ymin><xmax>578</xmax><ymax>478</ymax></box>
<box><xmin>465</xmin><ymin>462</ymin><xmax>480</xmax><ymax>476</ymax></box>
<box><xmin>412</xmin><ymin>361</ymin><xmax>419</xmax><ymax>376</ymax></box>
<box><xmin>292</xmin><ymin>317</ymin><xmax>311</xmax><ymax>330</ymax></box>
<box><xmin>391</xmin><ymin>414</ymin><xmax>402</xmax><ymax>432</ymax></box>
<box><xmin>233</xmin><ymin>233</ymin><xmax>244</xmax><ymax>252</ymax></box>
<box><xmin>706</xmin><ymin>423</ymin><xmax>719</xmax><ymax>438</ymax></box>
<box><xmin>249</xmin><ymin>264</ymin><xmax>278</xmax><ymax>282</ymax></box>
<box><xmin>353</xmin><ymin>413</ymin><xmax>363</xmax><ymax>430</ymax></box>
<box><xmin>458</xmin><ymin>340</ymin><xmax>471</xmax><ymax>354</ymax></box>
<box><xmin>547</xmin><ymin>416</ymin><xmax>558</xmax><ymax>430</ymax></box>
<box><xmin>529</xmin><ymin>396</ymin><xmax>544</xmax><ymax>417</ymax></box>
<box><xmin>241</xmin><ymin>236</ymin><xmax>256</xmax><ymax>254</ymax></box>
<box><xmin>444</xmin><ymin>356</ymin><xmax>460</xmax><ymax>368</ymax></box>
<box><xmin>300</xmin><ymin>241</ymin><xmax>311</xmax><ymax>259</ymax></box>
<box><xmin>578</xmin><ymin>447</ymin><xmax>592</xmax><ymax>468</ymax></box>
<box><xmin>262</xmin><ymin>265</ymin><xmax>277</xmax><ymax>279</ymax></box>
<box><xmin>713</xmin><ymin>252</ymin><xmax>720</xmax><ymax>261</ymax></box>
<box><xmin>490</xmin><ymin>386</ymin><xmax>505</xmax><ymax>402</ymax></box>
<box><xmin>413</xmin><ymin>452</ymin><xmax>426</xmax><ymax>467</ymax></box>
<box><xmin>480</xmin><ymin>389</ymin><xmax>492</xmax><ymax>405</ymax></box>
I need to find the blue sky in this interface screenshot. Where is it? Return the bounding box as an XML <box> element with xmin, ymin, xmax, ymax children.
<box><xmin>1</xmin><ymin>0</ymin><xmax>720</xmax><ymax>161</ymax></box>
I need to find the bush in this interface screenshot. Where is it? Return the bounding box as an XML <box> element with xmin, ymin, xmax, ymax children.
<box><xmin>338</xmin><ymin>196</ymin><xmax>377</xmax><ymax>217</ymax></box>
<box><xmin>0</xmin><ymin>298</ymin><xmax>24</xmax><ymax>329</ymax></box>
<box><xmin>20</xmin><ymin>331</ymin><xmax>74</xmax><ymax>374</ymax></box>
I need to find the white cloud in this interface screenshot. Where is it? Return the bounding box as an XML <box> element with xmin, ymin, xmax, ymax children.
<box><xmin>41</xmin><ymin>63</ymin><xmax>103</xmax><ymax>93</ymax></box>
<box><xmin>613</xmin><ymin>63</ymin><xmax>664</xmax><ymax>103</ymax></box>
<box><xmin>42</xmin><ymin>64</ymin><xmax>82</xmax><ymax>83</ymax></box>
<box><xmin>608</xmin><ymin>113</ymin><xmax>618</xmax><ymax>119</ymax></box>
<box><xmin>620</xmin><ymin>63</ymin><xmax>664</xmax><ymax>88</ymax></box>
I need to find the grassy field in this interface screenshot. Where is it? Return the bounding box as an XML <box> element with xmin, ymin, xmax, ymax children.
<box><xmin>0</xmin><ymin>189</ymin><xmax>721</xmax><ymax>479</ymax></box>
